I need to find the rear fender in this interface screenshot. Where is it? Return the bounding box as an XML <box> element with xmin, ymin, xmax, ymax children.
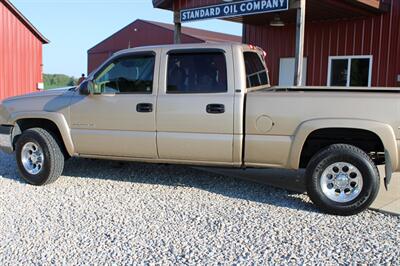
<box><xmin>288</xmin><ymin>119</ymin><xmax>398</xmax><ymax>174</ymax></box>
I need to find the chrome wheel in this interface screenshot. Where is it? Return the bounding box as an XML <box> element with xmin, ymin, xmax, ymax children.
<box><xmin>21</xmin><ymin>142</ymin><xmax>44</xmax><ymax>175</ymax></box>
<box><xmin>320</xmin><ymin>162</ymin><xmax>363</xmax><ymax>203</ymax></box>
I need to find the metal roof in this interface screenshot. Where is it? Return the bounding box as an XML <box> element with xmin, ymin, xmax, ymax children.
<box><xmin>143</xmin><ymin>20</ymin><xmax>242</xmax><ymax>43</ymax></box>
<box><xmin>1</xmin><ymin>0</ymin><xmax>49</xmax><ymax>44</ymax></box>
<box><xmin>152</xmin><ymin>0</ymin><xmax>173</xmax><ymax>9</ymax></box>
<box><xmin>88</xmin><ymin>19</ymin><xmax>241</xmax><ymax>53</ymax></box>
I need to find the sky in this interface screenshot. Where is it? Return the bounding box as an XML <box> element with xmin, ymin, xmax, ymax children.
<box><xmin>11</xmin><ymin>0</ymin><xmax>242</xmax><ymax>78</ymax></box>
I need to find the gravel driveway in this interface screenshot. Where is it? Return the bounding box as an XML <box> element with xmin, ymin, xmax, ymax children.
<box><xmin>0</xmin><ymin>151</ymin><xmax>399</xmax><ymax>265</ymax></box>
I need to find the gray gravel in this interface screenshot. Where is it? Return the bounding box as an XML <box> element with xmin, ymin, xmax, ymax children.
<box><xmin>0</xmin><ymin>151</ymin><xmax>399</xmax><ymax>265</ymax></box>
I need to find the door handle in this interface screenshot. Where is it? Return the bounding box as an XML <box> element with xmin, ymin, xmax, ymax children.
<box><xmin>206</xmin><ymin>104</ymin><xmax>225</xmax><ymax>114</ymax></box>
<box><xmin>136</xmin><ymin>103</ymin><xmax>153</xmax><ymax>113</ymax></box>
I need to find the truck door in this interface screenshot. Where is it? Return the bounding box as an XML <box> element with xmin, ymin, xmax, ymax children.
<box><xmin>156</xmin><ymin>48</ymin><xmax>235</xmax><ymax>164</ymax></box>
<box><xmin>70</xmin><ymin>51</ymin><xmax>159</xmax><ymax>158</ymax></box>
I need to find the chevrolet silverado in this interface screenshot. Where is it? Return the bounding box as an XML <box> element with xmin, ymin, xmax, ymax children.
<box><xmin>0</xmin><ymin>43</ymin><xmax>398</xmax><ymax>216</ymax></box>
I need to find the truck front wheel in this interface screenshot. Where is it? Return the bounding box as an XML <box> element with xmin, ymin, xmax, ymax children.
<box><xmin>306</xmin><ymin>144</ymin><xmax>380</xmax><ymax>216</ymax></box>
<box><xmin>16</xmin><ymin>128</ymin><xmax>65</xmax><ymax>186</ymax></box>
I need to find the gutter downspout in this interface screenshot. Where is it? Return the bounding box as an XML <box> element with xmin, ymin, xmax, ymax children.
<box><xmin>294</xmin><ymin>0</ymin><xmax>306</xmax><ymax>86</ymax></box>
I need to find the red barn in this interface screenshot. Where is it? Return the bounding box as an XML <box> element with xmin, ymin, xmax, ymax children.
<box><xmin>87</xmin><ymin>19</ymin><xmax>241</xmax><ymax>73</ymax></box>
<box><xmin>154</xmin><ymin>0</ymin><xmax>399</xmax><ymax>87</ymax></box>
<box><xmin>0</xmin><ymin>0</ymin><xmax>49</xmax><ymax>100</ymax></box>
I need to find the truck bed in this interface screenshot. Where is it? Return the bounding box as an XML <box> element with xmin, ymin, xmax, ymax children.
<box><xmin>262</xmin><ymin>86</ymin><xmax>400</xmax><ymax>93</ymax></box>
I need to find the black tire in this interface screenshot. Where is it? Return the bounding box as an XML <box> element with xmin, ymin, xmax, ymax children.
<box><xmin>15</xmin><ymin>128</ymin><xmax>64</xmax><ymax>186</ymax></box>
<box><xmin>306</xmin><ymin>144</ymin><xmax>380</xmax><ymax>216</ymax></box>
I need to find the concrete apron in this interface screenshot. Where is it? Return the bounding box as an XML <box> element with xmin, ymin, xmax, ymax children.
<box><xmin>196</xmin><ymin>165</ymin><xmax>400</xmax><ymax>216</ymax></box>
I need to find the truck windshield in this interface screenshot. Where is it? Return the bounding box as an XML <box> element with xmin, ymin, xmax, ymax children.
<box><xmin>244</xmin><ymin>52</ymin><xmax>269</xmax><ymax>89</ymax></box>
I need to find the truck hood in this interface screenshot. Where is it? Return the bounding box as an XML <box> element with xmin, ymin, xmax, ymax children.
<box><xmin>0</xmin><ymin>87</ymin><xmax>76</xmax><ymax>124</ymax></box>
<box><xmin>3</xmin><ymin>87</ymin><xmax>75</xmax><ymax>102</ymax></box>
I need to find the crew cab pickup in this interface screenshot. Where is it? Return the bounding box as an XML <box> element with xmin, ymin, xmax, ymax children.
<box><xmin>0</xmin><ymin>43</ymin><xmax>399</xmax><ymax>215</ymax></box>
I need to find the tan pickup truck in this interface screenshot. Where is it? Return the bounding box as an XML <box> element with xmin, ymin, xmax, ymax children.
<box><xmin>0</xmin><ymin>43</ymin><xmax>399</xmax><ymax>215</ymax></box>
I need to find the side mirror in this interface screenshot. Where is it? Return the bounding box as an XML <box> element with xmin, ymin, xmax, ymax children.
<box><xmin>79</xmin><ymin>80</ymin><xmax>95</xmax><ymax>95</ymax></box>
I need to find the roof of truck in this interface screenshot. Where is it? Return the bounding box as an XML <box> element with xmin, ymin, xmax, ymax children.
<box><xmin>112</xmin><ymin>42</ymin><xmax>252</xmax><ymax>56</ymax></box>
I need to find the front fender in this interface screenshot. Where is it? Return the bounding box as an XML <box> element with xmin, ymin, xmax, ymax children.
<box><xmin>288</xmin><ymin>118</ymin><xmax>398</xmax><ymax>172</ymax></box>
<box><xmin>9</xmin><ymin>111</ymin><xmax>75</xmax><ymax>156</ymax></box>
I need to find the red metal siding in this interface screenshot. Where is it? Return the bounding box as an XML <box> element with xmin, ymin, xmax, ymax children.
<box><xmin>0</xmin><ymin>1</ymin><xmax>43</xmax><ymax>100</ymax></box>
<box><xmin>88</xmin><ymin>20</ymin><xmax>205</xmax><ymax>73</ymax></box>
<box><xmin>88</xmin><ymin>53</ymin><xmax>111</xmax><ymax>75</ymax></box>
<box><xmin>244</xmin><ymin>0</ymin><xmax>400</xmax><ymax>87</ymax></box>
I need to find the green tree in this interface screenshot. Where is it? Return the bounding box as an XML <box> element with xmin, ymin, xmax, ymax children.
<box><xmin>43</xmin><ymin>74</ymin><xmax>78</xmax><ymax>90</ymax></box>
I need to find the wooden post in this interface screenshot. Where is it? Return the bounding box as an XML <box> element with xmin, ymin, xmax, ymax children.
<box><xmin>294</xmin><ymin>0</ymin><xmax>306</xmax><ymax>86</ymax></box>
<box><xmin>174</xmin><ymin>10</ymin><xmax>181</xmax><ymax>44</ymax></box>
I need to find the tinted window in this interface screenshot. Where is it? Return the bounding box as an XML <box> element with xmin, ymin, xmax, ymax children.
<box><xmin>244</xmin><ymin>52</ymin><xmax>269</xmax><ymax>88</ymax></box>
<box><xmin>167</xmin><ymin>52</ymin><xmax>227</xmax><ymax>93</ymax></box>
<box><xmin>329</xmin><ymin>57</ymin><xmax>371</xmax><ymax>87</ymax></box>
<box><xmin>350</xmin><ymin>58</ymin><xmax>370</xmax><ymax>87</ymax></box>
<box><xmin>94</xmin><ymin>55</ymin><xmax>155</xmax><ymax>94</ymax></box>
<box><xmin>330</xmin><ymin>59</ymin><xmax>348</xmax><ymax>86</ymax></box>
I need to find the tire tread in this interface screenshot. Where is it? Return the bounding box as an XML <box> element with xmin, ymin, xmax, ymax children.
<box><xmin>17</xmin><ymin>128</ymin><xmax>64</xmax><ymax>185</ymax></box>
<box><xmin>306</xmin><ymin>144</ymin><xmax>380</xmax><ymax>216</ymax></box>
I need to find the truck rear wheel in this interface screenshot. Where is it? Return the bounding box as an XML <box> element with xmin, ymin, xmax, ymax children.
<box><xmin>306</xmin><ymin>144</ymin><xmax>380</xmax><ymax>216</ymax></box>
<box><xmin>16</xmin><ymin>128</ymin><xmax>64</xmax><ymax>186</ymax></box>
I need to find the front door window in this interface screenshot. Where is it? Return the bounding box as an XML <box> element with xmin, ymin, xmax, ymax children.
<box><xmin>94</xmin><ymin>55</ymin><xmax>155</xmax><ymax>94</ymax></box>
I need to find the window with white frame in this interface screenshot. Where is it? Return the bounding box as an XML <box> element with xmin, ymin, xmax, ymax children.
<box><xmin>328</xmin><ymin>56</ymin><xmax>372</xmax><ymax>87</ymax></box>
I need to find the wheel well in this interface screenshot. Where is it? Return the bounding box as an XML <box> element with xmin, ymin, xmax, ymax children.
<box><xmin>14</xmin><ymin>118</ymin><xmax>69</xmax><ymax>157</ymax></box>
<box><xmin>299</xmin><ymin>128</ymin><xmax>385</xmax><ymax>168</ymax></box>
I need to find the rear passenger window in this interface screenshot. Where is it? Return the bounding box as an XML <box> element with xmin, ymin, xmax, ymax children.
<box><xmin>244</xmin><ymin>52</ymin><xmax>269</xmax><ymax>88</ymax></box>
<box><xmin>167</xmin><ymin>52</ymin><xmax>227</xmax><ymax>93</ymax></box>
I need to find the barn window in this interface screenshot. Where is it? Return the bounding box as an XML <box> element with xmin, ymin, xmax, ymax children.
<box><xmin>328</xmin><ymin>56</ymin><xmax>372</xmax><ymax>87</ymax></box>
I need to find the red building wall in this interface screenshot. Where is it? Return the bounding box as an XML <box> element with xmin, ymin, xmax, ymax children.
<box><xmin>0</xmin><ymin>1</ymin><xmax>44</xmax><ymax>100</ymax></box>
<box><xmin>244</xmin><ymin>0</ymin><xmax>400</xmax><ymax>87</ymax></box>
<box><xmin>88</xmin><ymin>20</ymin><xmax>205</xmax><ymax>73</ymax></box>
